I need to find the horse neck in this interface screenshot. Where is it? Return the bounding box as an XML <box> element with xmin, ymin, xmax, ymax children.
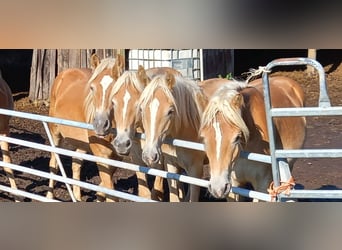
<box><xmin>240</xmin><ymin>87</ymin><xmax>270</xmax><ymax>154</ymax></box>
<box><xmin>82</xmin><ymin>78</ymin><xmax>97</xmax><ymax>123</ymax></box>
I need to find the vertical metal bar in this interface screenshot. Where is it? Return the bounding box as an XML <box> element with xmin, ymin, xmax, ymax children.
<box><xmin>42</xmin><ymin>122</ymin><xmax>77</xmax><ymax>202</ymax></box>
<box><xmin>307</xmin><ymin>58</ymin><xmax>331</xmax><ymax>107</ymax></box>
<box><xmin>262</xmin><ymin>71</ymin><xmax>280</xmax><ymax>188</ymax></box>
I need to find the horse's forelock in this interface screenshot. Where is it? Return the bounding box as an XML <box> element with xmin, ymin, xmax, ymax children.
<box><xmin>138</xmin><ymin>75</ymin><xmax>177</xmax><ymax>112</ymax></box>
<box><xmin>201</xmin><ymin>84</ymin><xmax>250</xmax><ymax>142</ymax></box>
<box><xmin>138</xmin><ymin>74</ymin><xmax>205</xmax><ymax>132</ymax></box>
<box><xmin>88</xmin><ymin>57</ymin><xmax>116</xmax><ymax>84</ymax></box>
<box><xmin>110</xmin><ymin>71</ymin><xmax>145</xmax><ymax>98</ymax></box>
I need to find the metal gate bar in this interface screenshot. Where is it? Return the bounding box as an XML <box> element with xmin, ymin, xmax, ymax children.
<box><xmin>0</xmin><ymin>160</ymin><xmax>155</xmax><ymax>202</ymax></box>
<box><xmin>0</xmin><ymin>184</ymin><xmax>61</xmax><ymax>202</ymax></box>
<box><xmin>0</xmin><ymin>133</ymin><xmax>271</xmax><ymax>201</ymax></box>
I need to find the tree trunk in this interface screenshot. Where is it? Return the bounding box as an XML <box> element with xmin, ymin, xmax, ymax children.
<box><xmin>29</xmin><ymin>49</ymin><xmax>124</xmax><ymax>102</ymax></box>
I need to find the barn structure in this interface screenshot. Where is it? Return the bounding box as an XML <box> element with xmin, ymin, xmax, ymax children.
<box><xmin>0</xmin><ymin>48</ymin><xmax>339</xmax><ymax>102</ymax></box>
<box><xmin>27</xmin><ymin>49</ymin><xmax>235</xmax><ymax>102</ymax></box>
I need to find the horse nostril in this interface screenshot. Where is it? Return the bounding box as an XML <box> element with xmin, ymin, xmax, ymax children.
<box><xmin>152</xmin><ymin>153</ymin><xmax>159</xmax><ymax>163</ymax></box>
<box><xmin>104</xmin><ymin>119</ymin><xmax>110</xmax><ymax>130</ymax></box>
<box><xmin>125</xmin><ymin>139</ymin><xmax>131</xmax><ymax>148</ymax></box>
<box><xmin>224</xmin><ymin>183</ymin><xmax>232</xmax><ymax>194</ymax></box>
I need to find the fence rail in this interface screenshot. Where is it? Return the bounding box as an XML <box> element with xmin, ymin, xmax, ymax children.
<box><xmin>0</xmin><ymin>108</ymin><xmax>272</xmax><ymax>202</ymax></box>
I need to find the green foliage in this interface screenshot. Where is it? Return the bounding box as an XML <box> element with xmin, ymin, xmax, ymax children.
<box><xmin>218</xmin><ymin>72</ymin><xmax>233</xmax><ymax>80</ymax></box>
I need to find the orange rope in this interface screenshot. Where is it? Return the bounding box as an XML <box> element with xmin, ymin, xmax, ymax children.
<box><xmin>267</xmin><ymin>176</ymin><xmax>296</xmax><ymax>201</ymax></box>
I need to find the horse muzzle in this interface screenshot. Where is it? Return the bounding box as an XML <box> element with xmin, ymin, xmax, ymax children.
<box><xmin>142</xmin><ymin>147</ymin><xmax>160</xmax><ymax>166</ymax></box>
<box><xmin>112</xmin><ymin>136</ymin><xmax>132</xmax><ymax>156</ymax></box>
<box><xmin>93</xmin><ymin>113</ymin><xmax>112</xmax><ymax>136</ymax></box>
<box><xmin>208</xmin><ymin>176</ymin><xmax>232</xmax><ymax>199</ymax></box>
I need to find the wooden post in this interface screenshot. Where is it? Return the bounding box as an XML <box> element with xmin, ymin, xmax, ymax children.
<box><xmin>308</xmin><ymin>49</ymin><xmax>317</xmax><ymax>60</ymax></box>
<box><xmin>29</xmin><ymin>49</ymin><xmax>125</xmax><ymax>102</ymax></box>
<box><xmin>307</xmin><ymin>49</ymin><xmax>317</xmax><ymax>74</ymax></box>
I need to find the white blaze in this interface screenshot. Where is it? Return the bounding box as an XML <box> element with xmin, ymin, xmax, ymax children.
<box><xmin>100</xmin><ymin>75</ymin><xmax>113</xmax><ymax>109</ymax></box>
<box><xmin>122</xmin><ymin>90</ymin><xmax>131</xmax><ymax>123</ymax></box>
<box><xmin>149</xmin><ymin>98</ymin><xmax>160</xmax><ymax>143</ymax></box>
<box><xmin>213</xmin><ymin>121</ymin><xmax>222</xmax><ymax>160</ymax></box>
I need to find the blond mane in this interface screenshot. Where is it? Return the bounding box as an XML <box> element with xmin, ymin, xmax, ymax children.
<box><xmin>84</xmin><ymin>57</ymin><xmax>116</xmax><ymax>123</ymax></box>
<box><xmin>138</xmin><ymin>74</ymin><xmax>204</xmax><ymax>132</ymax></box>
<box><xmin>200</xmin><ymin>81</ymin><xmax>250</xmax><ymax>143</ymax></box>
<box><xmin>110</xmin><ymin>70</ymin><xmax>145</xmax><ymax>97</ymax></box>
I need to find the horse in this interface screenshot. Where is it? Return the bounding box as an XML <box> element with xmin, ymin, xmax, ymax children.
<box><xmin>109</xmin><ymin>66</ymin><xmax>182</xmax><ymax>200</ymax></box>
<box><xmin>137</xmin><ymin>72</ymin><xmax>207</xmax><ymax>202</ymax></box>
<box><xmin>47</xmin><ymin>54</ymin><xmax>125</xmax><ymax>201</ymax></box>
<box><xmin>199</xmin><ymin>76</ymin><xmax>306</xmax><ymax>201</ymax></box>
<box><xmin>0</xmin><ymin>70</ymin><xmax>18</xmax><ymax>199</ymax></box>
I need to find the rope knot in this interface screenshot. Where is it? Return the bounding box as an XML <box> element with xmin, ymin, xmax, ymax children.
<box><xmin>267</xmin><ymin>176</ymin><xmax>296</xmax><ymax>201</ymax></box>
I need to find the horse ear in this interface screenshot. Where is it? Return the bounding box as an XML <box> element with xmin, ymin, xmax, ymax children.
<box><xmin>232</xmin><ymin>93</ymin><xmax>244</xmax><ymax>109</ymax></box>
<box><xmin>90</xmin><ymin>54</ymin><xmax>100</xmax><ymax>70</ymax></box>
<box><xmin>111</xmin><ymin>54</ymin><xmax>125</xmax><ymax>80</ymax></box>
<box><xmin>137</xmin><ymin>65</ymin><xmax>149</xmax><ymax>86</ymax></box>
<box><xmin>165</xmin><ymin>72</ymin><xmax>176</xmax><ymax>89</ymax></box>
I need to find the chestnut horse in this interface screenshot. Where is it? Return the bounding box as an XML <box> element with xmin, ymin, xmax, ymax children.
<box><xmin>109</xmin><ymin>66</ymin><xmax>182</xmax><ymax>200</ymax></box>
<box><xmin>137</xmin><ymin>72</ymin><xmax>207</xmax><ymax>202</ymax></box>
<box><xmin>199</xmin><ymin>76</ymin><xmax>306</xmax><ymax>201</ymax></box>
<box><xmin>0</xmin><ymin>71</ymin><xmax>18</xmax><ymax>196</ymax></box>
<box><xmin>47</xmin><ymin>54</ymin><xmax>124</xmax><ymax>201</ymax></box>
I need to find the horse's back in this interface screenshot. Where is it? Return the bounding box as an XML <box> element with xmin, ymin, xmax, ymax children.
<box><xmin>50</xmin><ymin>68</ymin><xmax>92</xmax><ymax>119</ymax></box>
<box><xmin>198</xmin><ymin>78</ymin><xmax>232</xmax><ymax>98</ymax></box>
<box><xmin>250</xmin><ymin>76</ymin><xmax>305</xmax><ymax>109</ymax></box>
<box><xmin>51</xmin><ymin>68</ymin><xmax>92</xmax><ymax>104</ymax></box>
<box><xmin>250</xmin><ymin>76</ymin><xmax>306</xmax><ymax>156</ymax></box>
<box><xmin>49</xmin><ymin>68</ymin><xmax>93</xmax><ymax>147</ymax></box>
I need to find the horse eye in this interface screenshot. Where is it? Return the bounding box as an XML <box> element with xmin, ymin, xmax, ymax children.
<box><xmin>90</xmin><ymin>84</ymin><xmax>95</xmax><ymax>92</ymax></box>
<box><xmin>234</xmin><ymin>133</ymin><xmax>242</xmax><ymax>144</ymax></box>
<box><xmin>167</xmin><ymin>107</ymin><xmax>175</xmax><ymax>116</ymax></box>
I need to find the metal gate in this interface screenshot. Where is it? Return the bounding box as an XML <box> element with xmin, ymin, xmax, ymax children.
<box><xmin>262</xmin><ymin>58</ymin><xmax>342</xmax><ymax>201</ymax></box>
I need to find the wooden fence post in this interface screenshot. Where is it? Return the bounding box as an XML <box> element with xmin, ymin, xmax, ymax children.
<box><xmin>307</xmin><ymin>49</ymin><xmax>317</xmax><ymax>74</ymax></box>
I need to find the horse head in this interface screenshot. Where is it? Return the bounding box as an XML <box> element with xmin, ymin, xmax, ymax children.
<box><xmin>138</xmin><ymin>72</ymin><xmax>177</xmax><ymax>166</ymax></box>
<box><xmin>110</xmin><ymin>65</ymin><xmax>149</xmax><ymax>155</ymax></box>
<box><xmin>200</xmin><ymin>83</ymin><xmax>249</xmax><ymax>199</ymax></box>
<box><xmin>87</xmin><ymin>53</ymin><xmax>124</xmax><ymax>136</ymax></box>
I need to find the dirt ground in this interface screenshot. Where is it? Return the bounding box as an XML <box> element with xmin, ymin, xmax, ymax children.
<box><xmin>0</xmin><ymin>63</ymin><xmax>341</xmax><ymax>202</ymax></box>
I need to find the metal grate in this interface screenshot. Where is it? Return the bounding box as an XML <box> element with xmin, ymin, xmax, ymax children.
<box><xmin>128</xmin><ymin>49</ymin><xmax>202</xmax><ymax>81</ymax></box>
